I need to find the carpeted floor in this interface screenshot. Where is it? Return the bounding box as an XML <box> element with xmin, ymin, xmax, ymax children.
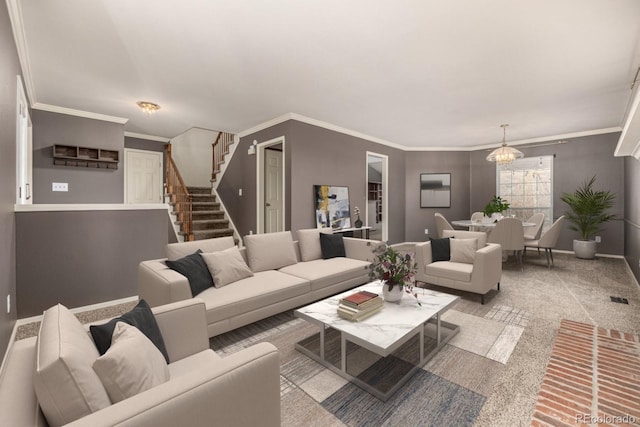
<box><xmin>15</xmin><ymin>252</ymin><xmax>640</xmax><ymax>426</ymax></box>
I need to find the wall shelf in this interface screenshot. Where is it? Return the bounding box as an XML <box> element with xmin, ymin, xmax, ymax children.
<box><xmin>53</xmin><ymin>144</ymin><xmax>119</xmax><ymax>169</ymax></box>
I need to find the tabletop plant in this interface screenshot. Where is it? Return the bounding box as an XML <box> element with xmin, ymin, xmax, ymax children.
<box><xmin>483</xmin><ymin>195</ymin><xmax>510</xmax><ymax>218</ymax></box>
<box><xmin>368</xmin><ymin>244</ymin><xmax>420</xmax><ymax>305</ymax></box>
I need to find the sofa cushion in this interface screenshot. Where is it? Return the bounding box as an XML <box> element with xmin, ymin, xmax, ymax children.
<box><xmin>33</xmin><ymin>304</ymin><xmax>111</xmax><ymax>427</ymax></box>
<box><xmin>279</xmin><ymin>258</ymin><xmax>370</xmax><ymax>291</ymax></box>
<box><xmin>424</xmin><ymin>261</ymin><xmax>473</xmax><ymax>282</ymax></box>
<box><xmin>90</xmin><ymin>299</ymin><xmax>169</xmax><ymax>363</ymax></box>
<box><xmin>320</xmin><ymin>233</ymin><xmax>346</xmax><ymax>259</ymax></box>
<box><xmin>450</xmin><ymin>238</ymin><xmax>477</xmax><ymax>264</ymax></box>
<box><xmin>244</xmin><ymin>231</ymin><xmax>297</xmax><ymax>272</ymax></box>
<box><xmin>93</xmin><ymin>322</ymin><xmax>170</xmax><ymax>403</ymax></box>
<box><xmin>166</xmin><ymin>236</ymin><xmax>236</xmax><ymax>261</ymax></box>
<box><xmin>430</xmin><ymin>237</ymin><xmax>451</xmax><ymax>262</ymax></box>
<box><xmin>196</xmin><ymin>270</ymin><xmax>310</xmax><ymax>324</ymax></box>
<box><xmin>201</xmin><ymin>246</ymin><xmax>254</xmax><ymax>288</ymax></box>
<box><xmin>297</xmin><ymin>228</ymin><xmax>333</xmax><ymax>261</ymax></box>
<box><xmin>442</xmin><ymin>229</ymin><xmax>487</xmax><ymax>249</ymax></box>
<box><xmin>166</xmin><ymin>249</ymin><xmax>213</xmax><ymax>297</ymax></box>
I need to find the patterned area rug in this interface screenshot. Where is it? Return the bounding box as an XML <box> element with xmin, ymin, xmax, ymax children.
<box><xmin>210</xmin><ymin>305</ymin><xmax>529</xmax><ymax>427</ymax></box>
<box><xmin>531</xmin><ymin>319</ymin><xmax>640</xmax><ymax>426</ymax></box>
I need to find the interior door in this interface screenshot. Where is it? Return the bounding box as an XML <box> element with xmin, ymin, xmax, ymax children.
<box><xmin>264</xmin><ymin>148</ymin><xmax>283</xmax><ymax>233</ymax></box>
<box><xmin>125</xmin><ymin>149</ymin><xmax>163</xmax><ymax>204</ymax></box>
<box><xmin>16</xmin><ymin>76</ymin><xmax>32</xmax><ymax>205</ymax></box>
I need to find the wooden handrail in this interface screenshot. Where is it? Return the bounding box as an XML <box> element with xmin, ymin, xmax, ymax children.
<box><xmin>165</xmin><ymin>144</ymin><xmax>193</xmax><ymax>240</ymax></box>
<box><xmin>211</xmin><ymin>131</ymin><xmax>235</xmax><ymax>181</ymax></box>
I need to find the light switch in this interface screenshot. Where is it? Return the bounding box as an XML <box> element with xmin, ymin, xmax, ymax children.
<box><xmin>52</xmin><ymin>182</ymin><xmax>68</xmax><ymax>192</ymax></box>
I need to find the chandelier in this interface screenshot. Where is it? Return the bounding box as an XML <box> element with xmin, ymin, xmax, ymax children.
<box><xmin>486</xmin><ymin>124</ymin><xmax>524</xmax><ymax>165</ymax></box>
<box><xmin>136</xmin><ymin>101</ymin><xmax>161</xmax><ymax>115</ymax></box>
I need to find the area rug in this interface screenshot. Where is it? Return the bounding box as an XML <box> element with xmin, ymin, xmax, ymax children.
<box><xmin>210</xmin><ymin>305</ymin><xmax>529</xmax><ymax>427</ymax></box>
<box><xmin>530</xmin><ymin>319</ymin><xmax>640</xmax><ymax>426</ymax></box>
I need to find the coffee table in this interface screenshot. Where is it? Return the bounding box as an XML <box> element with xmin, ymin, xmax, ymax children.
<box><xmin>294</xmin><ymin>281</ymin><xmax>459</xmax><ymax>401</ymax></box>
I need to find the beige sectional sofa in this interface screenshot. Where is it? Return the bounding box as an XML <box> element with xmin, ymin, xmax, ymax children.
<box><xmin>413</xmin><ymin>230</ymin><xmax>503</xmax><ymax>304</ymax></box>
<box><xmin>138</xmin><ymin>230</ymin><xmax>381</xmax><ymax>337</ymax></box>
<box><xmin>0</xmin><ymin>299</ymin><xmax>280</xmax><ymax>427</ymax></box>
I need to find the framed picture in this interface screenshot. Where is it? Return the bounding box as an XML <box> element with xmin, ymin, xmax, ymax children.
<box><xmin>313</xmin><ymin>185</ymin><xmax>352</xmax><ymax>229</ymax></box>
<box><xmin>420</xmin><ymin>173</ymin><xmax>451</xmax><ymax>208</ymax></box>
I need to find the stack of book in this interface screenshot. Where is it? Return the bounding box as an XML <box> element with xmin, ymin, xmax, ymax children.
<box><xmin>337</xmin><ymin>290</ymin><xmax>384</xmax><ymax>321</ymax></box>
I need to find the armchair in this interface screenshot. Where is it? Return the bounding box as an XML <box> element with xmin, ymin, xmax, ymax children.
<box><xmin>415</xmin><ymin>230</ymin><xmax>502</xmax><ymax>304</ymax></box>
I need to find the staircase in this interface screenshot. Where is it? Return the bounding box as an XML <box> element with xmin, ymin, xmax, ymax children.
<box><xmin>181</xmin><ymin>187</ymin><xmax>234</xmax><ymax>240</ymax></box>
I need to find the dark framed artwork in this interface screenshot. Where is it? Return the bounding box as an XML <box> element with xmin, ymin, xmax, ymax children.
<box><xmin>420</xmin><ymin>173</ymin><xmax>451</xmax><ymax>208</ymax></box>
<box><xmin>313</xmin><ymin>185</ymin><xmax>351</xmax><ymax>229</ymax></box>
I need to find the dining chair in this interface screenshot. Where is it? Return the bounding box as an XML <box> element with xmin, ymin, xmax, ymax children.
<box><xmin>434</xmin><ymin>213</ymin><xmax>454</xmax><ymax>238</ymax></box>
<box><xmin>487</xmin><ymin>217</ymin><xmax>525</xmax><ymax>270</ymax></box>
<box><xmin>524</xmin><ymin>216</ymin><xmax>565</xmax><ymax>269</ymax></box>
<box><xmin>523</xmin><ymin>213</ymin><xmax>545</xmax><ymax>240</ymax></box>
<box><xmin>469</xmin><ymin>211</ymin><xmax>487</xmax><ymax>232</ymax></box>
<box><xmin>470</xmin><ymin>211</ymin><xmax>484</xmax><ymax>221</ymax></box>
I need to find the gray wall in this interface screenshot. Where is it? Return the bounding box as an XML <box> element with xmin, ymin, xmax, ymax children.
<box><xmin>16</xmin><ymin>209</ymin><xmax>167</xmax><ymax>317</ymax></box>
<box><xmin>218</xmin><ymin>120</ymin><xmax>406</xmax><ymax>243</ymax></box>
<box><xmin>124</xmin><ymin>136</ymin><xmax>166</xmax><ymax>153</ymax></box>
<box><xmin>32</xmin><ymin>110</ymin><xmax>125</xmax><ymax>203</ymax></box>
<box><xmin>0</xmin><ymin>0</ymin><xmax>21</xmax><ymax>358</ymax></box>
<box><xmin>624</xmin><ymin>156</ymin><xmax>640</xmax><ymax>283</ymax></box>
<box><xmin>470</xmin><ymin>133</ymin><xmax>625</xmax><ymax>255</ymax></box>
<box><xmin>404</xmin><ymin>151</ymin><xmax>471</xmax><ymax>242</ymax></box>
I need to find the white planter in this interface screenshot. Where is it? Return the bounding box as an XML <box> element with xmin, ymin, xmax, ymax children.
<box><xmin>382</xmin><ymin>283</ymin><xmax>404</xmax><ymax>303</ymax></box>
<box><xmin>482</xmin><ymin>213</ymin><xmax>504</xmax><ymax>224</ymax></box>
<box><xmin>573</xmin><ymin>239</ymin><xmax>597</xmax><ymax>259</ymax></box>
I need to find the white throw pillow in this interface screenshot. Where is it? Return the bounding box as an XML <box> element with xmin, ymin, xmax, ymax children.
<box><xmin>93</xmin><ymin>322</ymin><xmax>170</xmax><ymax>403</ymax></box>
<box><xmin>200</xmin><ymin>246</ymin><xmax>254</xmax><ymax>287</ymax></box>
<box><xmin>243</xmin><ymin>231</ymin><xmax>298</xmax><ymax>272</ymax></box>
<box><xmin>450</xmin><ymin>238</ymin><xmax>478</xmax><ymax>264</ymax></box>
<box><xmin>296</xmin><ymin>228</ymin><xmax>333</xmax><ymax>262</ymax></box>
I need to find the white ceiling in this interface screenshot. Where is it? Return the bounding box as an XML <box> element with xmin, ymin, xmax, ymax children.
<box><xmin>9</xmin><ymin>0</ymin><xmax>640</xmax><ymax>149</ymax></box>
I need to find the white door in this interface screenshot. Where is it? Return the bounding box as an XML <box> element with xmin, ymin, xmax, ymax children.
<box><xmin>264</xmin><ymin>148</ymin><xmax>283</xmax><ymax>233</ymax></box>
<box><xmin>125</xmin><ymin>149</ymin><xmax>163</xmax><ymax>204</ymax></box>
<box><xmin>16</xmin><ymin>76</ymin><xmax>32</xmax><ymax>205</ymax></box>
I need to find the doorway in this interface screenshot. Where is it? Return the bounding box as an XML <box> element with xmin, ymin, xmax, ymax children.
<box><xmin>124</xmin><ymin>149</ymin><xmax>163</xmax><ymax>204</ymax></box>
<box><xmin>256</xmin><ymin>137</ymin><xmax>285</xmax><ymax>234</ymax></box>
<box><xmin>16</xmin><ymin>76</ymin><xmax>32</xmax><ymax>205</ymax></box>
<box><xmin>366</xmin><ymin>152</ymin><xmax>388</xmax><ymax>241</ymax></box>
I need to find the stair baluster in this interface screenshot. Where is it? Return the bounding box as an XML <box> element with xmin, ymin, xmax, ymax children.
<box><xmin>165</xmin><ymin>144</ymin><xmax>193</xmax><ymax>241</ymax></box>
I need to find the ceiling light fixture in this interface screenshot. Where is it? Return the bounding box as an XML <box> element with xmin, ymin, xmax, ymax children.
<box><xmin>486</xmin><ymin>124</ymin><xmax>524</xmax><ymax>165</ymax></box>
<box><xmin>136</xmin><ymin>101</ymin><xmax>160</xmax><ymax>115</ymax></box>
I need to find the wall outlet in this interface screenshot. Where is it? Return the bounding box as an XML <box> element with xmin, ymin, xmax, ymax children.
<box><xmin>424</xmin><ymin>228</ymin><xmax>429</xmax><ymax>235</ymax></box>
<box><xmin>6</xmin><ymin>295</ymin><xmax>10</xmax><ymax>314</ymax></box>
<box><xmin>249</xmin><ymin>230</ymin><xmax>253</xmax><ymax>235</ymax></box>
<box><xmin>238</xmin><ymin>188</ymin><xmax>243</xmax><ymax>196</ymax></box>
<box><xmin>52</xmin><ymin>182</ymin><xmax>68</xmax><ymax>192</ymax></box>
<box><xmin>595</xmin><ymin>236</ymin><xmax>601</xmax><ymax>243</ymax></box>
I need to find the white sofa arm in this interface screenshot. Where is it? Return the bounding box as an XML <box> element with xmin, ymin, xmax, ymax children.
<box><xmin>151</xmin><ymin>299</ymin><xmax>209</xmax><ymax>363</ymax></box>
<box><xmin>471</xmin><ymin>243</ymin><xmax>503</xmax><ymax>287</ymax></box>
<box><xmin>138</xmin><ymin>259</ymin><xmax>192</xmax><ymax>307</ymax></box>
<box><xmin>414</xmin><ymin>242</ymin><xmax>432</xmax><ymax>282</ymax></box>
<box><xmin>66</xmin><ymin>342</ymin><xmax>280</xmax><ymax>427</ymax></box>
<box><xmin>343</xmin><ymin>237</ymin><xmax>384</xmax><ymax>262</ymax></box>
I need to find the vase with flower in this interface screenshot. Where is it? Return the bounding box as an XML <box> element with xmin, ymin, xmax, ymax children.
<box><xmin>353</xmin><ymin>206</ymin><xmax>363</xmax><ymax>228</ymax></box>
<box><xmin>368</xmin><ymin>244</ymin><xmax>420</xmax><ymax>305</ymax></box>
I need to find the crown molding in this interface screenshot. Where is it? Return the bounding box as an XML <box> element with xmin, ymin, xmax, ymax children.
<box><xmin>7</xmin><ymin>0</ymin><xmax>36</xmax><ymax>105</ymax></box>
<box><xmin>472</xmin><ymin>127</ymin><xmax>622</xmax><ymax>151</ymax></box>
<box><xmin>124</xmin><ymin>132</ymin><xmax>170</xmax><ymax>143</ymax></box>
<box><xmin>32</xmin><ymin>103</ymin><xmax>128</xmax><ymax>124</ymax></box>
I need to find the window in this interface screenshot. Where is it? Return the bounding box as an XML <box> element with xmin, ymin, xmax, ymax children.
<box><xmin>497</xmin><ymin>156</ymin><xmax>553</xmax><ymax>230</ymax></box>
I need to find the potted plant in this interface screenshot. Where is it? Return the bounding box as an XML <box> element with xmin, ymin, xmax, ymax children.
<box><xmin>368</xmin><ymin>244</ymin><xmax>420</xmax><ymax>305</ymax></box>
<box><xmin>560</xmin><ymin>175</ymin><xmax>615</xmax><ymax>259</ymax></box>
<box><xmin>482</xmin><ymin>195</ymin><xmax>510</xmax><ymax>223</ymax></box>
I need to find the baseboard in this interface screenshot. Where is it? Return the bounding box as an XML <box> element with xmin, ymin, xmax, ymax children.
<box><xmin>16</xmin><ymin>295</ymin><xmax>139</xmax><ymax>326</ymax></box>
<box><xmin>551</xmin><ymin>249</ymin><xmax>624</xmax><ymax>259</ymax></box>
<box><xmin>624</xmin><ymin>258</ymin><xmax>640</xmax><ymax>288</ymax></box>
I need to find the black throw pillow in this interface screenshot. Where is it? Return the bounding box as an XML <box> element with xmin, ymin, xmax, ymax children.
<box><xmin>165</xmin><ymin>249</ymin><xmax>213</xmax><ymax>297</ymax></box>
<box><xmin>320</xmin><ymin>233</ymin><xmax>346</xmax><ymax>259</ymax></box>
<box><xmin>90</xmin><ymin>299</ymin><xmax>170</xmax><ymax>363</ymax></box>
<box><xmin>430</xmin><ymin>237</ymin><xmax>451</xmax><ymax>262</ymax></box>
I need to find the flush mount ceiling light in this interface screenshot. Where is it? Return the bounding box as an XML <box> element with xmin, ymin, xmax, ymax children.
<box><xmin>486</xmin><ymin>124</ymin><xmax>524</xmax><ymax>165</ymax></box>
<box><xmin>136</xmin><ymin>101</ymin><xmax>160</xmax><ymax>115</ymax></box>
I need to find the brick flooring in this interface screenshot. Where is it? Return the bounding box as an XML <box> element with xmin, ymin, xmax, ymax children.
<box><xmin>531</xmin><ymin>319</ymin><xmax>640</xmax><ymax>426</ymax></box>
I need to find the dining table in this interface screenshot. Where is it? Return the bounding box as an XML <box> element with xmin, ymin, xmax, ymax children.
<box><xmin>451</xmin><ymin>219</ymin><xmax>536</xmax><ymax>229</ymax></box>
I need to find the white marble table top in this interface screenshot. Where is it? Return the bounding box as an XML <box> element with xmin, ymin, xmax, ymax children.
<box><xmin>294</xmin><ymin>281</ymin><xmax>458</xmax><ymax>353</ymax></box>
<box><xmin>452</xmin><ymin>219</ymin><xmax>535</xmax><ymax>228</ymax></box>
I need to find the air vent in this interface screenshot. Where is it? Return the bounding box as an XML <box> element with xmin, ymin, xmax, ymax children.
<box><xmin>610</xmin><ymin>296</ymin><xmax>629</xmax><ymax>304</ymax></box>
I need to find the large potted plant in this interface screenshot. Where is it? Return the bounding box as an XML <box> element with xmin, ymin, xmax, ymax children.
<box><xmin>482</xmin><ymin>195</ymin><xmax>510</xmax><ymax>223</ymax></box>
<box><xmin>560</xmin><ymin>175</ymin><xmax>615</xmax><ymax>259</ymax></box>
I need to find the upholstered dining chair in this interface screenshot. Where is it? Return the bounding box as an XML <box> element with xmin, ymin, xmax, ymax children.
<box><xmin>434</xmin><ymin>213</ymin><xmax>454</xmax><ymax>238</ymax></box>
<box><xmin>524</xmin><ymin>216</ymin><xmax>565</xmax><ymax>269</ymax></box>
<box><xmin>523</xmin><ymin>213</ymin><xmax>545</xmax><ymax>240</ymax></box>
<box><xmin>488</xmin><ymin>217</ymin><xmax>525</xmax><ymax>270</ymax></box>
<box><xmin>469</xmin><ymin>211</ymin><xmax>487</xmax><ymax>232</ymax></box>
<box><xmin>470</xmin><ymin>211</ymin><xmax>484</xmax><ymax>221</ymax></box>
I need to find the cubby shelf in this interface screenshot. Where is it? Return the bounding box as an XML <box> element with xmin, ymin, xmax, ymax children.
<box><xmin>53</xmin><ymin>144</ymin><xmax>119</xmax><ymax>169</ymax></box>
